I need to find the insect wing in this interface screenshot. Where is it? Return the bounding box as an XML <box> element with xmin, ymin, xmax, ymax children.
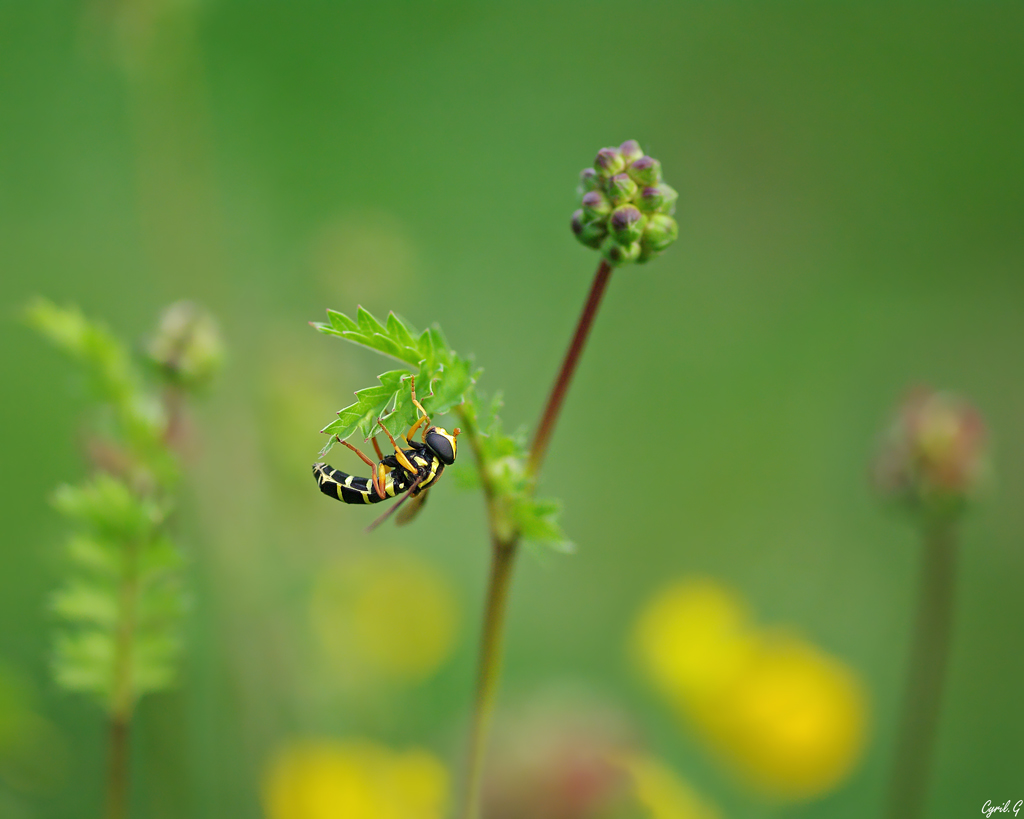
<box><xmin>365</xmin><ymin>473</ymin><xmax>424</xmax><ymax>533</ymax></box>
<box><xmin>396</xmin><ymin>487</ymin><xmax>429</xmax><ymax>525</ymax></box>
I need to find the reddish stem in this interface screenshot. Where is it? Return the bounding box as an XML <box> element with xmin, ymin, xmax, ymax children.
<box><xmin>528</xmin><ymin>259</ymin><xmax>613</xmax><ymax>475</ymax></box>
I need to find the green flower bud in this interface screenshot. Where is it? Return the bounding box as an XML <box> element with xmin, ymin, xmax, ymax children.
<box><xmin>637</xmin><ymin>183</ymin><xmax>678</xmax><ymax>215</ymax></box>
<box><xmin>603</xmin><ymin>239</ymin><xmax>641</xmax><ymax>266</ymax></box>
<box><xmin>146</xmin><ymin>301</ymin><xmax>224</xmax><ymax>390</ymax></box>
<box><xmin>628</xmin><ymin>155</ymin><xmax>661</xmax><ymax>187</ymax></box>
<box><xmin>641</xmin><ymin>214</ymin><xmax>678</xmax><ymax>255</ymax></box>
<box><xmin>579</xmin><ymin>167</ymin><xmax>601</xmax><ymax>193</ymax></box>
<box><xmin>619</xmin><ymin>139</ymin><xmax>644</xmax><ymax>165</ymax></box>
<box><xmin>570</xmin><ymin>141</ymin><xmax>678</xmax><ymax>262</ymax></box>
<box><xmin>594</xmin><ymin>147</ymin><xmax>626</xmax><ymax>178</ymax></box>
<box><xmin>609</xmin><ymin>204</ymin><xmax>645</xmax><ymax>245</ymax></box>
<box><xmin>581</xmin><ymin>190</ymin><xmax>612</xmax><ymax>221</ymax></box>
<box><xmin>571</xmin><ymin>209</ymin><xmax>608</xmax><ymax>249</ymax></box>
<box><xmin>606</xmin><ymin>173</ymin><xmax>639</xmax><ymax>206</ymax></box>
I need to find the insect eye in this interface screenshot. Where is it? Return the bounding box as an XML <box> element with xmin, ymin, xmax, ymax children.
<box><xmin>425</xmin><ymin>430</ymin><xmax>456</xmax><ymax>465</ymax></box>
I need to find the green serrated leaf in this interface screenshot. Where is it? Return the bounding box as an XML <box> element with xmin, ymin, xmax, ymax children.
<box><xmin>356</xmin><ymin>306</ymin><xmax>389</xmax><ymax>338</ymax></box>
<box><xmin>386</xmin><ymin>311</ymin><xmax>420</xmax><ymax>353</ymax></box>
<box><xmin>430</xmin><ymin>357</ymin><xmax>474</xmax><ymax>414</ymax></box>
<box><xmin>327</xmin><ymin>309</ymin><xmax>358</xmax><ymax>333</ymax></box>
<box><xmin>315</xmin><ymin>308</ymin><xmax>424</xmax><ymax>367</ymax></box>
<box><xmin>515</xmin><ymin>496</ymin><xmax>573</xmax><ymax>552</ymax></box>
<box><xmin>319</xmin><ymin>370</ymin><xmax>408</xmax><ymax>453</ymax></box>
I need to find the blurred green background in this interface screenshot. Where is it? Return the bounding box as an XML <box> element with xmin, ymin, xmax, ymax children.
<box><xmin>2</xmin><ymin>2</ymin><xmax>1022</xmax><ymax>817</ymax></box>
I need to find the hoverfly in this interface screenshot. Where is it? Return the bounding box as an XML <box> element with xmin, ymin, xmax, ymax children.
<box><xmin>312</xmin><ymin>377</ymin><xmax>460</xmax><ymax>531</ymax></box>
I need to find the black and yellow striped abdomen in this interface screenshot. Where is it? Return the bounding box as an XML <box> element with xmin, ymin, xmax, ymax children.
<box><xmin>313</xmin><ymin>463</ymin><xmax>412</xmax><ymax>505</ymax></box>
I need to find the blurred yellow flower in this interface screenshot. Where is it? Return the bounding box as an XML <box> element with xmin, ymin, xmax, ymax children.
<box><xmin>621</xmin><ymin>753</ymin><xmax>721</xmax><ymax>819</ymax></box>
<box><xmin>310</xmin><ymin>551</ymin><xmax>458</xmax><ymax>686</ymax></box>
<box><xmin>632</xmin><ymin>579</ymin><xmax>756</xmax><ymax>702</ymax></box>
<box><xmin>698</xmin><ymin>636</ymin><xmax>867</xmax><ymax>799</ymax></box>
<box><xmin>263</xmin><ymin>738</ymin><xmax>448</xmax><ymax>819</ymax></box>
<box><xmin>631</xmin><ymin>578</ymin><xmax>868</xmax><ymax>801</ymax></box>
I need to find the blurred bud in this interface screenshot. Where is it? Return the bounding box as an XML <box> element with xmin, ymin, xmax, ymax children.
<box><xmin>642</xmin><ymin>214</ymin><xmax>679</xmax><ymax>255</ymax></box>
<box><xmin>609</xmin><ymin>205</ymin><xmax>645</xmax><ymax>245</ymax></box>
<box><xmin>581</xmin><ymin>190</ymin><xmax>612</xmax><ymax>221</ymax></box>
<box><xmin>606</xmin><ymin>173</ymin><xmax>639</xmax><ymax>206</ymax></box>
<box><xmin>571</xmin><ymin>210</ymin><xmax>608</xmax><ymax>249</ymax></box>
<box><xmin>579</xmin><ymin>168</ymin><xmax>601</xmax><ymax>193</ymax></box>
<box><xmin>483</xmin><ymin>691</ymin><xmax>637</xmax><ymax>819</ymax></box>
<box><xmin>594</xmin><ymin>147</ymin><xmax>626</xmax><ymax>178</ymax></box>
<box><xmin>873</xmin><ymin>388</ymin><xmax>988</xmax><ymax>517</ymax></box>
<box><xmin>638</xmin><ymin>183</ymin><xmax>679</xmax><ymax>215</ymax></box>
<box><xmin>619</xmin><ymin>139</ymin><xmax>644</xmax><ymax>166</ymax></box>
<box><xmin>603</xmin><ymin>240</ymin><xmax>641</xmax><ymax>266</ymax></box>
<box><xmin>628</xmin><ymin>155</ymin><xmax>662</xmax><ymax>186</ymax></box>
<box><xmin>146</xmin><ymin>301</ymin><xmax>224</xmax><ymax>391</ymax></box>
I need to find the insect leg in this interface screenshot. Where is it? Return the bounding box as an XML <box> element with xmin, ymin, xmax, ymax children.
<box><xmin>408</xmin><ymin>375</ymin><xmax>432</xmax><ymax>442</ymax></box>
<box><xmin>371</xmin><ymin>436</ymin><xmax>386</xmax><ymax>462</ymax></box>
<box><xmin>406</xmin><ymin>414</ymin><xmax>428</xmax><ymax>444</ymax></box>
<box><xmin>337</xmin><ymin>436</ymin><xmax>386</xmax><ymax>499</ymax></box>
<box><xmin>376</xmin><ymin>417</ymin><xmax>418</xmax><ymax>474</ymax></box>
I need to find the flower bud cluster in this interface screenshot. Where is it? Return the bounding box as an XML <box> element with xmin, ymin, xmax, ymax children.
<box><xmin>571</xmin><ymin>140</ymin><xmax>678</xmax><ymax>266</ymax></box>
<box><xmin>873</xmin><ymin>387</ymin><xmax>988</xmax><ymax>518</ymax></box>
<box><xmin>146</xmin><ymin>301</ymin><xmax>224</xmax><ymax>391</ymax></box>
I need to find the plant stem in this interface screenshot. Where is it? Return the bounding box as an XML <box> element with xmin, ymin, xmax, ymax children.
<box><xmin>107</xmin><ymin>716</ymin><xmax>130</xmax><ymax>819</ymax></box>
<box><xmin>458</xmin><ymin>258</ymin><xmax>615</xmax><ymax>819</ymax></box>
<box><xmin>886</xmin><ymin>521</ymin><xmax>957</xmax><ymax>819</ymax></box>
<box><xmin>458</xmin><ymin>538</ymin><xmax>518</xmax><ymax>819</ymax></box>
<box><xmin>528</xmin><ymin>259</ymin><xmax>613</xmax><ymax>477</ymax></box>
<box><xmin>108</xmin><ymin>536</ymin><xmax>140</xmax><ymax>819</ymax></box>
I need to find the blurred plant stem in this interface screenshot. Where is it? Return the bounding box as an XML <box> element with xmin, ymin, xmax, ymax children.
<box><xmin>107</xmin><ymin>535</ymin><xmax>140</xmax><ymax>819</ymax></box>
<box><xmin>107</xmin><ymin>716</ymin><xmax>130</xmax><ymax>819</ymax></box>
<box><xmin>886</xmin><ymin>521</ymin><xmax>957</xmax><ymax>819</ymax></box>
<box><xmin>458</xmin><ymin>259</ymin><xmax>614</xmax><ymax>819</ymax></box>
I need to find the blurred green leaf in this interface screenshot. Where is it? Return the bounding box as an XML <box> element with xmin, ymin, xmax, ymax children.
<box><xmin>52</xmin><ymin>475</ymin><xmax>163</xmax><ymax>543</ymax></box>
<box><xmin>26</xmin><ymin>299</ymin><xmax>166</xmax><ymax>460</ymax></box>
<box><xmin>51</xmin><ymin>580</ymin><xmax>118</xmax><ymax>627</ymax></box>
<box><xmin>52</xmin><ymin>631</ymin><xmax>114</xmax><ymax>699</ymax></box>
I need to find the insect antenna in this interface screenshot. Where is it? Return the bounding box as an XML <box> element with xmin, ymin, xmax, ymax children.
<box><xmin>365</xmin><ymin>473</ymin><xmax>425</xmax><ymax>533</ymax></box>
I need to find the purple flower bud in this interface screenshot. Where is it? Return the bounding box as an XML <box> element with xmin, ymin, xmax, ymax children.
<box><xmin>641</xmin><ymin>214</ymin><xmax>678</xmax><ymax>254</ymax></box>
<box><xmin>581</xmin><ymin>190</ymin><xmax>612</xmax><ymax>221</ymax></box>
<box><xmin>579</xmin><ymin>167</ymin><xmax>601</xmax><ymax>193</ymax></box>
<box><xmin>609</xmin><ymin>205</ymin><xmax>645</xmax><ymax>245</ymax></box>
<box><xmin>594</xmin><ymin>147</ymin><xmax>626</xmax><ymax>178</ymax></box>
<box><xmin>603</xmin><ymin>239</ymin><xmax>641</xmax><ymax>266</ymax></box>
<box><xmin>606</xmin><ymin>173</ymin><xmax>639</xmax><ymax>206</ymax></box>
<box><xmin>628</xmin><ymin>155</ymin><xmax>662</xmax><ymax>187</ymax></box>
<box><xmin>638</xmin><ymin>183</ymin><xmax>678</xmax><ymax>215</ymax></box>
<box><xmin>619</xmin><ymin>139</ymin><xmax>644</xmax><ymax>165</ymax></box>
<box><xmin>572</xmin><ymin>209</ymin><xmax>608</xmax><ymax>249</ymax></box>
